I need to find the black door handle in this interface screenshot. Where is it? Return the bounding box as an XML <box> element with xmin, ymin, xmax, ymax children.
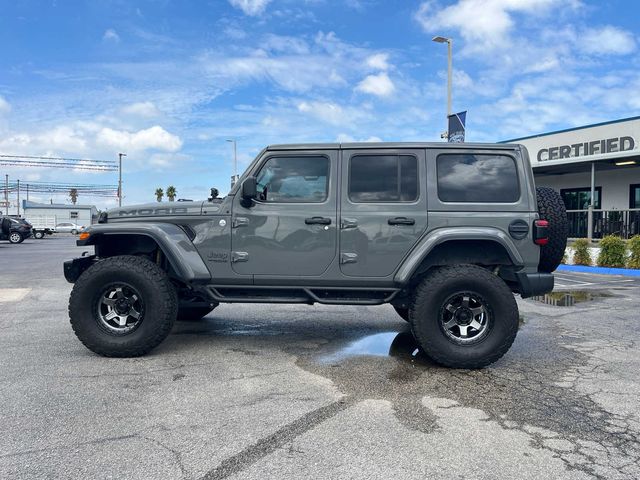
<box><xmin>305</xmin><ymin>216</ymin><xmax>332</xmax><ymax>225</ymax></box>
<box><xmin>388</xmin><ymin>217</ymin><xmax>415</xmax><ymax>226</ymax></box>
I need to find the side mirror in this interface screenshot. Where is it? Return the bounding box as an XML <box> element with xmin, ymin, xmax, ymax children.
<box><xmin>241</xmin><ymin>176</ymin><xmax>257</xmax><ymax>206</ymax></box>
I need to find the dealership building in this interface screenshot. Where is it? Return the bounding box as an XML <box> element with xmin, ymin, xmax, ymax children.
<box><xmin>504</xmin><ymin>116</ymin><xmax>640</xmax><ymax>239</ymax></box>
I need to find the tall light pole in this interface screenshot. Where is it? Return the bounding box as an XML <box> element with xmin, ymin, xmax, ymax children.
<box><xmin>226</xmin><ymin>139</ymin><xmax>238</xmax><ymax>188</ymax></box>
<box><xmin>118</xmin><ymin>153</ymin><xmax>126</xmax><ymax>207</ymax></box>
<box><xmin>432</xmin><ymin>36</ymin><xmax>453</xmax><ymax>119</ymax></box>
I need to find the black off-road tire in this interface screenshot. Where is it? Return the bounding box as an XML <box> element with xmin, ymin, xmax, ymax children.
<box><xmin>177</xmin><ymin>305</ymin><xmax>216</xmax><ymax>321</ymax></box>
<box><xmin>69</xmin><ymin>255</ymin><xmax>178</xmax><ymax>357</ymax></box>
<box><xmin>536</xmin><ymin>186</ymin><xmax>568</xmax><ymax>273</ymax></box>
<box><xmin>410</xmin><ymin>265</ymin><xmax>519</xmax><ymax>369</ymax></box>
<box><xmin>393</xmin><ymin>306</ymin><xmax>410</xmax><ymax>322</ymax></box>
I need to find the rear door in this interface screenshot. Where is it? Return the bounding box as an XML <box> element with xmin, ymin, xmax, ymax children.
<box><xmin>339</xmin><ymin>148</ymin><xmax>427</xmax><ymax>277</ymax></box>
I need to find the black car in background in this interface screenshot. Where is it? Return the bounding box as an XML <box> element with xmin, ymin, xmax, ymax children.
<box><xmin>0</xmin><ymin>217</ymin><xmax>32</xmax><ymax>244</ymax></box>
<box><xmin>1</xmin><ymin>217</ymin><xmax>10</xmax><ymax>238</ymax></box>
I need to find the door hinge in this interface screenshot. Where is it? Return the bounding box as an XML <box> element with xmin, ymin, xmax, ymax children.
<box><xmin>231</xmin><ymin>251</ymin><xmax>249</xmax><ymax>263</ymax></box>
<box><xmin>233</xmin><ymin>217</ymin><xmax>249</xmax><ymax>228</ymax></box>
<box><xmin>340</xmin><ymin>252</ymin><xmax>358</xmax><ymax>264</ymax></box>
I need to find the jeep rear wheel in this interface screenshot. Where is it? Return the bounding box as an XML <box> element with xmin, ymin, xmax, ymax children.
<box><xmin>536</xmin><ymin>186</ymin><xmax>568</xmax><ymax>273</ymax></box>
<box><xmin>69</xmin><ymin>255</ymin><xmax>178</xmax><ymax>357</ymax></box>
<box><xmin>410</xmin><ymin>265</ymin><xmax>519</xmax><ymax>369</ymax></box>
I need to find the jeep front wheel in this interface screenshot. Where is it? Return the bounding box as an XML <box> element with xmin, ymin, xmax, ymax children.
<box><xmin>68</xmin><ymin>255</ymin><xmax>178</xmax><ymax>357</ymax></box>
<box><xmin>410</xmin><ymin>265</ymin><xmax>519</xmax><ymax>369</ymax></box>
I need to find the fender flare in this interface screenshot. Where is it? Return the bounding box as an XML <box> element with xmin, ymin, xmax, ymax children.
<box><xmin>394</xmin><ymin>227</ymin><xmax>524</xmax><ymax>284</ymax></box>
<box><xmin>78</xmin><ymin>223</ymin><xmax>211</xmax><ymax>282</ymax></box>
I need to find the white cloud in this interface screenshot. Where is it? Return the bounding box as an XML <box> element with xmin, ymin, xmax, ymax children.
<box><xmin>579</xmin><ymin>26</ymin><xmax>636</xmax><ymax>56</ymax></box>
<box><xmin>356</xmin><ymin>73</ymin><xmax>395</xmax><ymax>96</ymax></box>
<box><xmin>120</xmin><ymin>101</ymin><xmax>162</xmax><ymax>118</ymax></box>
<box><xmin>0</xmin><ymin>95</ymin><xmax>10</xmax><ymax>115</ymax></box>
<box><xmin>102</xmin><ymin>28</ymin><xmax>120</xmax><ymax>43</ymax></box>
<box><xmin>97</xmin><ymin>125</ymin><xmax>182</xmax><ymax>152</ymax></box>
<box><xmin>228</xmin><ymin>0</ymin><xmax>272</xmax><ymax>16</ymax></box>
<box><xmin>336</xmin><ymin>133</ymin><xmax>382</xmax><ymax>143</ymax></box>
<box><xmin>297</xmin><ymin>101</ymin><xmax>344</xmax><ymax>125</ymax></box>
<box><xmin>366</xmin><ymin>53</ymin><xmax>390</xmax><ymax>70</ymax></box>
<box><xmin>414</xmin><ymin>0</ymin><xmax>561</xmax><ymax>52</ymax></box>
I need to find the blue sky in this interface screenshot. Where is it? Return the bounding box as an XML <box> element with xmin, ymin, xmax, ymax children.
<box><xmin>1</xmin><ymin>0</ymin><xmax>638</xmax><ymax>207</ymax></box>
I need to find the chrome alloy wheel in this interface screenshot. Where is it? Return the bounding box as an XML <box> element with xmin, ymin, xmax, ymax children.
<box><xmin>97</xmin><ymin>284</ymin><xmax>144</xmax><ymax>334</ymax></box>
<box><xmin>439</xmin><ymin>292</ymin><xmax>491</xmax><ymax>345</ymax></box>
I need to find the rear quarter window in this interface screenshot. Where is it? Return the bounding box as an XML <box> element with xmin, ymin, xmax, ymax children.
<box><xmin>436</xmin><ymin>153</ymin><xmax>520</xmax><ymax>203</ymax></box>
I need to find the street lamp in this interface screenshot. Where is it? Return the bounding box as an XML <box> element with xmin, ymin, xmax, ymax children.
<box><xmin>118</xmin><ymin>153</ymin><xmax>126</xmax><ymax>207</ymax></box>
<box><xmin>432</xmin><ymin>36</ymin><xmax>453</xmax><ymax>119</ymax></box>
<box><xmin>226</xmin><ymin>139</ymin><xmax>238</xmax><ymax>188</ymax></box>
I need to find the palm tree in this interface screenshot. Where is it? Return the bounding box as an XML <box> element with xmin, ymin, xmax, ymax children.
<box><xmin>69</xmin><ymin>188</ymin><xmax>78</xmax><ymax>205</ymax></box>
<box><xmin>166</xmin><ymin>185</ymin><xmax>177</xmax><ymax>202</ymax></box>
<box><xmin>155</xmin><ymin>187</ymin><xmax>164</xmax><ymax>202</ymax></box>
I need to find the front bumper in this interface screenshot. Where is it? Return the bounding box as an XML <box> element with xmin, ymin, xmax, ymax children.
<box><xmin>515</xmin><ymin>272</ymin><xmax>554</xmax><ymax>298</ymax></box>
<box><xmin>63</xmin><ymin>255</ymin><xmax>96</xmax><ymax>283</ymax></box>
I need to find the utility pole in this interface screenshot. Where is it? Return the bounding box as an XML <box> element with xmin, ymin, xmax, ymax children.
<box><xmin>17</xmin><ymin>179</ymin><xmax>20</xmax><ymax>217</ymax></box>
<box><xmin>226</xmin><ymin>139</ymin><xmax>238</xmax><ymax>188</ymax></box>
<box><xmin>118</xmin><ymin>153</ymin><xmax>126</xmax><ymax>207</ymax></box>
<box><xmin>432</xmin><ymin>36</ymin><xmax>453</xmax><ymax>135</ymax></box>
<box><xmin>26</xmin><ymin>183</ymin><xmax>29</xmax><ymax>201</ymax></box>
<box><xmin>4</xmin><ymin>174</ymin><xmax>8</xmax><ymax>215</ymax></box>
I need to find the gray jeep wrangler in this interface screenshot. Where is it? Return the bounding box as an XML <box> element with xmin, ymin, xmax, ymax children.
<box><xmin>64</xmin><ymin>142</ymin><xmax>567</xmax><ymax>368</ymax></box>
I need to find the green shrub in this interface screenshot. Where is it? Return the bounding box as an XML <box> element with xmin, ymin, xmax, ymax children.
<box><xmin>597</xmin><ymin>235</ymin><xmax>626</xmax><ymax>268</ymax></box>
<box><xmin>572</xmin><ymin>238</ymin><xmax>592</xmax><ymax>266</ymax></box>
<box><xmin>628</xmin><ymin>235</ymin><xmax>640</xmax><ymax>269</ymax></box>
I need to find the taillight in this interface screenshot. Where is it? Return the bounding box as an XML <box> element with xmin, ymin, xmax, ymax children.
<box><xmin>533</xmin><ymin>219</ymin><xmax>549</xmax><ymax>246</ymax></box>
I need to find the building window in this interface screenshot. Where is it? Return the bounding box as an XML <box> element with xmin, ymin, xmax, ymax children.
<box><xmin>560</xmin><ymin>187</ymin><xmax>602</xmax><ymax>210</ymax></box>
<box><xmin>436</xmin><ymin>153</ymin><xmax>520</xmax><ymax>203</ymax></box>
<box><xmin>255</xmin><ymin>156</ymin><xmax>329</xmax><ymax>203</ymax></box>
<box><xmin>630</xmin><ymin>184</ymin><xmax>640</xmax><ymax>209</ymax></box>
<box><xmin>349</xmin><ymin>155</ymin><xmax>418</xmax><ymax>202</ymax></box>
<box><xmin>70</xmin><ymin>211</ymin><xmax>79</xmax><ymax>219</ymax></box>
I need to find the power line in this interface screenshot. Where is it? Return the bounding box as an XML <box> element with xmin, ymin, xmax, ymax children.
<box><xmin>0</xmin><ymin>154</ymin><xmax>116</xmax><ymax>164</ymax></box>
<box><xmin>0</xmin><ymin>154</ymin><xmax>118</xmax><ymax>171</ymax></box>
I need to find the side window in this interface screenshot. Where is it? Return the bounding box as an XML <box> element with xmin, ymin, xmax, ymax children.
<box><xmin>349</xmin><ymin>154</ymin><xmax>418</xmax><ymax>202</ymax></box>
<box><xmin>437</xmin><ymin>153</ymin><xmax>520</xmax><ymax>203</ymax></box>
<box><xmin>255</xmin><ymin>156</ymin><xmax>329</xmax><ymax>203</ymax></box>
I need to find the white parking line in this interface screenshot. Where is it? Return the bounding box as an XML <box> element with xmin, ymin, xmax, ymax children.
<box><xmin>0</xmin><ymin>288</ymin><xmax>31</xmax><ymax>303</ymax></box>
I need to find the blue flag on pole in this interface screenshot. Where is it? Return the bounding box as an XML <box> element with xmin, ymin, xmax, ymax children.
<box><xmin>447</xmin><ymin>111</ymin><xmax>466</xmax><ymax>143</ymax></box>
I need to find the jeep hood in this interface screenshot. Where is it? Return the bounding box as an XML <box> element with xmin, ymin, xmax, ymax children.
<box><xmin>106</xmin><ymin>201</ymin><xmax>207</xmax><ymax>220</ymax></box>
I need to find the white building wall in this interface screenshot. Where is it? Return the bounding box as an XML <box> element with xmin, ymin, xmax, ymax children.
<box><xmin>535</xmin><ymin>166</ymin><xmax>639</xmax><ymax>210</ymax></box>
<box><xmin>24</xmin><ymin>207</ymin><xmax>93</xmax><ymax>225</ymax></box>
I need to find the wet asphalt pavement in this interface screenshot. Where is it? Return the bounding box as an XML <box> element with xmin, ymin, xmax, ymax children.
<box><xmin>1</xmin><ymin>236</ymin><xmax>639</xmax><ymax>479</ymax></box>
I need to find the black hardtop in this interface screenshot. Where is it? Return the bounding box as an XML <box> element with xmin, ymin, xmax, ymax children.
<box><xmin>266</xmin><ymin>142</ymin><xmax>522</xmax><ymax>151</ymax></box>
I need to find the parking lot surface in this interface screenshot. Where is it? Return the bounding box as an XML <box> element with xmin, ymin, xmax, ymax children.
<box><xmin>1</xmin><ymin>236</ymin><xmax>639</xmax><ymax>479</ymax></box>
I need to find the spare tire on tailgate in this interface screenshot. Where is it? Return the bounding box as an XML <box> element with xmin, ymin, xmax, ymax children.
<box><xmin>536</xmin><ymin>187</ymin><xmax>568</xmax><ymax>273</ymax></box>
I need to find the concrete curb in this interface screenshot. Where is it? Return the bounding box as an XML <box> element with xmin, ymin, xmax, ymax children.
<box><xmin>558</xmin><ymin>264</ymin><xmax>640</xmax><ymax>277</ymax></box>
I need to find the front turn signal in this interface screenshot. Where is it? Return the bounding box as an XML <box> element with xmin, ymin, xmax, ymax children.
<box><xmin>78</xmin><ymin>232</ymin><xmax>90</xmax><ymax>241</ymax></box>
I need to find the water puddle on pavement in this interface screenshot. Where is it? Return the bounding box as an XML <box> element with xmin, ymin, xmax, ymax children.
<box><xmin>532</xmin><ymin>290</ymin><xmax>611</xmax><ymax>306</ymax></box>
<box><xmin>317</xmin><ymin>330</ymin><xmax>428</xmax><ymax>364</ymax></box>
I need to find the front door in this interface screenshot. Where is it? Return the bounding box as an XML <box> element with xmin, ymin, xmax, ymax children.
<box><xmin>231</xmin><ymin>150</ymin><xmax>338</xmax><ymax>276</ymax></box>
<box><xmin>339</xmin><ymin>149</ymin><xmax>427</xmax><ymax>277</ymax></box>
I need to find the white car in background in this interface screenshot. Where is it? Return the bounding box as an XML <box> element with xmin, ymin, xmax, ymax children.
<box><xmin>55</xmin><ymin>222</ymin><xmax>85</xmax><ymax>235</ymax></box>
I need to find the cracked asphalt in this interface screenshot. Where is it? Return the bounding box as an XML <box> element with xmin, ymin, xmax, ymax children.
<box><xmin>1</xmin><ymin>236</ymin><xmax>639</xmax><ymax>479</ymax></box>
